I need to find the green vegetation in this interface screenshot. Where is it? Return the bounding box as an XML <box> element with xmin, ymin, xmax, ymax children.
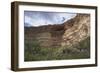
<box><xmin>24</xmin><ymin>36</ymin><xmax>90</xmax><ymax>61</ymax></box>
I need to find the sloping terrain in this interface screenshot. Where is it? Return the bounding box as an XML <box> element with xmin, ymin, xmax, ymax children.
<box><xmin>24</xmin><ymin>14</ymin><xmax>90</xmax><ymax>61</ymax></box>
<box><xmin>62</xmin><ymin>14</ymin><xmax>90</xmax><ymax>46</ymax></box>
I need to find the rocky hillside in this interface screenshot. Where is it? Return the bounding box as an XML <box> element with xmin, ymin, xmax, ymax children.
<box><xmin>62</xmin><ymin>14</ymin><xmax>90</xmax><ymax>46</ymax></box>
<box><xmin>25</xmin><ymin>14</ymin><xmax>90</xmax><ymax>48</ymax></box>
<box><xmin>24</xmin><ymin>14</ymin><xmax>90</xmax><ymax>61</ymax></box>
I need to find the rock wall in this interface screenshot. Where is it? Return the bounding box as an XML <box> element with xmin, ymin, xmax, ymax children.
<box><xmin>25</xmin><ymin>14</ymin><xmax>90</xmax><ymax>48</ymax></box>
<box><xmin>62</xmin><ymin>14</ymin><xmax>90</xmax><ymax>46</ymax></box>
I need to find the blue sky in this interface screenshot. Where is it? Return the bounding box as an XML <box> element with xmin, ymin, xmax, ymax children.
<box><xmin>24</xmin><ymin>11</ymin><xmax>76</xmax><ymax>27</ymax></box>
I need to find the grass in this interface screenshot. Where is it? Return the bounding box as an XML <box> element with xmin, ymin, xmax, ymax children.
<box><xmin>24</xmin><ymin>36</ymin><xmax>90</xmax><ymax>61</ymax></box>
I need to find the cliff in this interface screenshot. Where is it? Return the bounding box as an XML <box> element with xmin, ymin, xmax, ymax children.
<box><xmin>25</xmin><ymin>14</ymin><xmax>90</xmax><ymax>48</ymax></box>
<box><xmin>24</xmin><ymin>14</ymin><xmax>90</xmax><ymax>61</ymax></box>
<box><xmin>62</xmin><ymin>14</ymin><xmax>90</xmax><ymax>46</ymax></box>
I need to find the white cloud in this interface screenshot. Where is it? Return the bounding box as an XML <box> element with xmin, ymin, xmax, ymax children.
<box><xmin>24</xmin><ymin>11</ymin><xmax>76</xmax><ymax>27</ymax></box>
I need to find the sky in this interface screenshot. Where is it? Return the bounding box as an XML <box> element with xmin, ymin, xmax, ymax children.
<box><xmin>24</xmin><ymin>11</ymin><xmax>76</xmax><ymax>27</ymax></box>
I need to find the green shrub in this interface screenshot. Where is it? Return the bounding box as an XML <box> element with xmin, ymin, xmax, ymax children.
<box><xmin>24</xmin><ymin>36</ymin><xmax>90</xmax><ymax>61</ymax></box>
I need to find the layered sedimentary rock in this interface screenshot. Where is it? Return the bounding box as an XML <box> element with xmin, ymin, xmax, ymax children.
<box><xmin>62</xmin><ymin>14</ymin><xmax>90</xmax><ymax>46</ymax></box>
<box><xmin>25</xmin><ymin>14</ymin><xmax>90</xmax><ymax>48</ymax></box>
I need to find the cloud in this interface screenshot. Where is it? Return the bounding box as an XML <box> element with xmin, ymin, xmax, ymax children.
<box><xmin>24</xmin><ymin>11</ymin><xmax>76</xmax><ymax>27</ymax></box>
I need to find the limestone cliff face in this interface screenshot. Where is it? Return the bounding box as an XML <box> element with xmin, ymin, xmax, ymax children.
<box><xmin>62</xmin><ymin>14</ymin><xmax>90</xmax><ymax>46</ymax></box>
<box><xmin>25</xmin><ymin>14</ymin><xmax>90</xmax><ymax>48</ymax></box>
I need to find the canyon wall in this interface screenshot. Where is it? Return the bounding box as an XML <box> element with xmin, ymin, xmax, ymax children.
<box><xmin>25</xmin><ymin>14</ymin><xmax>90</xmax><ymax>48</ymax></box>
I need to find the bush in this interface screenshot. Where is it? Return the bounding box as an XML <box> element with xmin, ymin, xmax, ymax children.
<box><xmin>24</xmin><ymin>36</ymin><xmax>90</xmax><ymax>61</ymax></box>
